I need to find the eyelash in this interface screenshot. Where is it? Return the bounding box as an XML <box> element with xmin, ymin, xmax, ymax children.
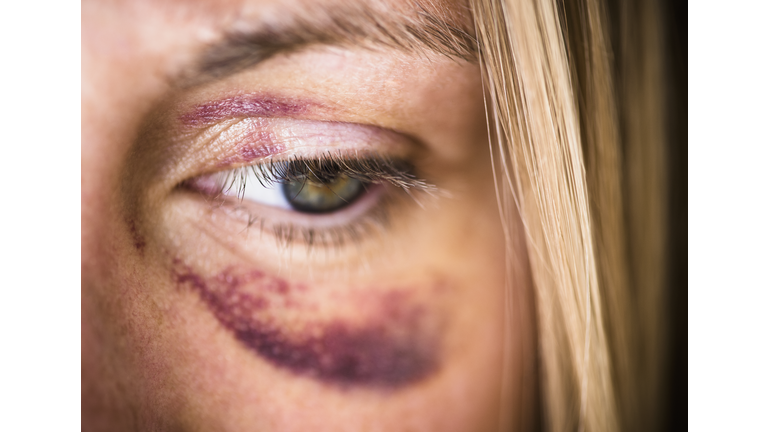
<box><xmin>223</xmin><ymin>152</ymin><xmax>434</xmax><ymax>197</ymax></box>
<box><xmin>186</xmin><ymin>151</ymin><xmax>436</xmax><ymax>251</ymax></box>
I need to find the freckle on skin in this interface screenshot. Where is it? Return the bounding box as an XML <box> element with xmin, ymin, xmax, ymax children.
<box><xmin>172</xmin><ymin>261</ymin><xmax>439</xmax><ymax>388</ymax></box>
<box><xmin>127</xmin><ymin>218</ymin><xmax>146</xmax><ymax>254</ymax></box>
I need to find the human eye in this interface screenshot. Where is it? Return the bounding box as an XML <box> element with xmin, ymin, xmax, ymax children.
<box><xmin>191</xmin><ymin>153</ymin><xmax>430</xmax><ymax>212</ymax></box>
<box><xmin>175</xmin><ymin>116</ymin><xmax>437</xmax><ymax>252</ymax></box>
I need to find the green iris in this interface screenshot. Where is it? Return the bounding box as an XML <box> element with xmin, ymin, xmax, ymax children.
<box><xmin>282</xmin><ymin>173</ymin><xmax>366</xmax><ymax>214</ymax></box>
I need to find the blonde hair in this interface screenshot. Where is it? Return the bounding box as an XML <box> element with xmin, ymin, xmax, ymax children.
<box><xmin>471</xmin><ymin>0</ymin><xmax>668</xmax><ymax>430</ymax></box>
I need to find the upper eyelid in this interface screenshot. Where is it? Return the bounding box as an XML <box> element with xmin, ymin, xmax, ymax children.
<box><xmin>180</xmin><ymin>115</ymin><xmax>420</xmax><ymax>172</ymax></box>
<box><xmin>163</xmin><ymin>104</ymin><xmax>438</xmax><ymax>204</ymax></box>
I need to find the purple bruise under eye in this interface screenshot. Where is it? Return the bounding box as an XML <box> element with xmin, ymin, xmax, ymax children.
<box><xmin>127</xmin><ymin>218</ymin><xmax>146</xmax><ymax>254</ymax></box>
<box><xmin>172</xmin><ymin>261</ymin><xmax>439</xmax><ymax>388</ymax></box>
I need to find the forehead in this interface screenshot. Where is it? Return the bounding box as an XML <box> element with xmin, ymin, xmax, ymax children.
<box><xmin>84</xmin><ymin>0</ymin><xmax>475</xmax><ymax>88</ymax></box>
<box><xmin>82</xmin><ymin>0</ymin><xmax>472</xmax><ymax>36</ymax></box>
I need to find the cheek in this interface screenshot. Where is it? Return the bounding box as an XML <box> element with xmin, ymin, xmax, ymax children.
<box><xmin>172</xmin><ymin>259</ymin><xmax>442</xmax><ymax>389</ymax></box>
<box><xmin>87</xmin><ymin>193</ymin><xmax>514</xmax><ymax>432</ymax></box>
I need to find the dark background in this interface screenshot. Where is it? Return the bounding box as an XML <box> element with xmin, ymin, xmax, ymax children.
<box><xmin>664</xmin><ymin>0</ymin><xmax>687</xmax><ymax>430</ymax></box>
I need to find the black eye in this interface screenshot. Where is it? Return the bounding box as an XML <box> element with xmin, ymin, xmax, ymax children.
<box><xmin>282</xmin><ymin>173</ymin><xmax>366</xmax><ymax>214</ymax></box>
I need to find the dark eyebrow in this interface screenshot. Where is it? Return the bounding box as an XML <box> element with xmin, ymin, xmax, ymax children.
<box><xmin>181</xmin><ymin>1</ymin><xmax>477</xmax><ymax>87</ymax></box>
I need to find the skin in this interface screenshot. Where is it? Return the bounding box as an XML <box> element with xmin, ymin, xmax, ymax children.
<box><xmin>82</xmin><ymin>0</ymin><xmax>537</xmax><ymax>431</ymax></box>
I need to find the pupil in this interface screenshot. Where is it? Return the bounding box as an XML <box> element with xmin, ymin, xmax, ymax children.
<box><xmin>282</xmin><ymin>174</ymin><xmax>366</xmax><ymax>214</ymax></box>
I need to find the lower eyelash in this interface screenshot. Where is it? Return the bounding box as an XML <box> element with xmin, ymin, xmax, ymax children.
<box><xmin>212</xmin><ymin>187</ymin><xmax>396</xmax><ymax>252</ymax></box>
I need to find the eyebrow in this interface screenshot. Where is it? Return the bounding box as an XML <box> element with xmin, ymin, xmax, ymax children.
<box><xmin>181</xmin><ymin>1</ymin><xmax>477</xmax><ymax>87</ymax></box>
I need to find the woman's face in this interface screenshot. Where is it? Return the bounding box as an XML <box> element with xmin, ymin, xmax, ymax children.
<box><xmin>82</xmin><ymin>0</ymin><xmax>535</xmax><ymax>430</ymax></box>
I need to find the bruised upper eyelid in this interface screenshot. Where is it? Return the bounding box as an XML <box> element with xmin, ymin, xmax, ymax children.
<box><xmin>178</xmin><ymin>94</ymin><xmax>327</xmax><ymax>127</ymax></box>
<box><xmin>172</xmin><ymin>114</ymin><xmax>426</xmax><ymax>174</ymax></box>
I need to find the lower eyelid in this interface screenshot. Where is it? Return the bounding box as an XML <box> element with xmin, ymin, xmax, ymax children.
<box><xmin>172</xmin><ymin>172</ymin><xmax>435</xmax><ymax>255</ymax></box>
<box><xmin>182</xmin><ymin>183</ymin><xmax>392</xmax><ymax>251</ymax></box>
